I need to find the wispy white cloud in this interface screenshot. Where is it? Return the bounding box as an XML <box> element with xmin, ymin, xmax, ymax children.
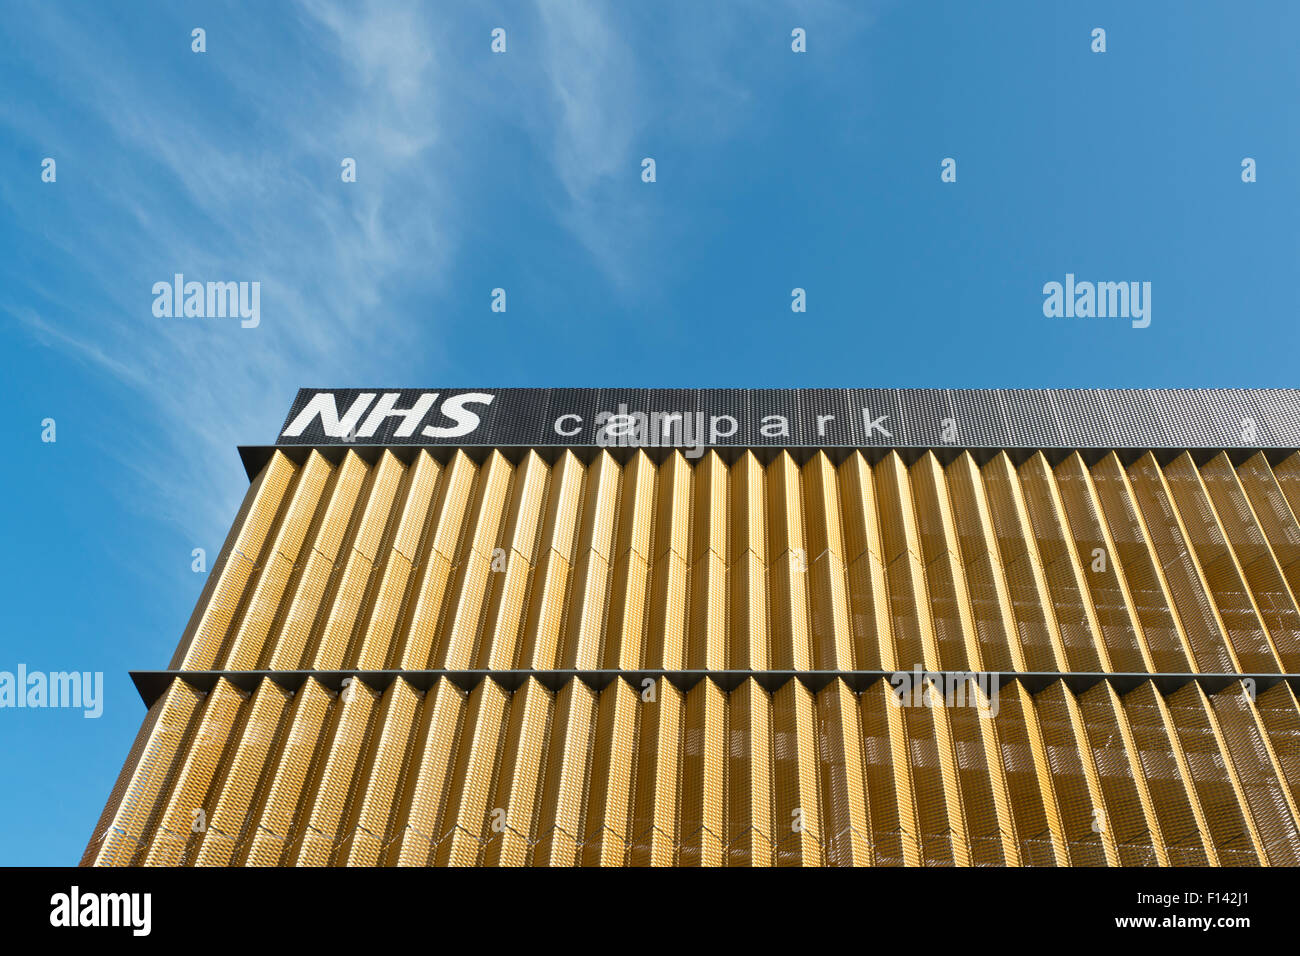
<box><xmin>2</xmin><ymin>0</ymin><xmax>879</xmax><ymax>541</ymax></box>
<box><xmin>522</xmin><ymin>1</ymin><xmax>881</xmax><ymax>288</ymax></box>
<box><xmin>1</xmin><ymin>0</ymin><xmax>463</xmax><ymax>537</ymax></box>
<box><xmin>5</xmin><ymin>305</ymin><xmax>153</xmax><ymax>392</ymax></box>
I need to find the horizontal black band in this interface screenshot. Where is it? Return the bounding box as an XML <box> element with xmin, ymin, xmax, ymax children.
<box><xmin>271</xmin><ymin>387</ymin><xmax>1300</xmax><ymax>452</ymax></box>
<box><xmin>128</xmin><ymin>668</ymin><xmax>1293</xmax><ymax>708</ymax></box>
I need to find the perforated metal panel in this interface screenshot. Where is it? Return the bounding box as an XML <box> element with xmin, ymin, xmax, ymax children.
<box><xmin>90</xmin><ymin>424</ymin><xmax>1300</xmax><ymax>867</ymax></box>
<box><xmin>272</xmin><ymin>387</ymin><xmax>1300</xmax><ymax>453</ymax></box>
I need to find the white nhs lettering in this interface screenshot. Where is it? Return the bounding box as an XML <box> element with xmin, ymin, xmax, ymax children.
<box><xmin>281</xmin><ymin>392</ymin><xmax>495</xmax><ymax>440</ymax></box>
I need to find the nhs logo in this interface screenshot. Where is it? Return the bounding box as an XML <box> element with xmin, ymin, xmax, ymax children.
<box><xmin>281</xmin><ymin>391</ymin><xmax>495</xmax><ymax>442</ymax></box>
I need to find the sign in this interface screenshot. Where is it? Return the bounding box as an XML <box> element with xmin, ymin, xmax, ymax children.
<box><xmin>274</xmin><ymin>388</ymin><xmax>1300</xmax><ymax>452</ymax></box>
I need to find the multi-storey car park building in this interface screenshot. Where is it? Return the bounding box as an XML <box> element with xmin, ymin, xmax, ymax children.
<box><xmin>84</xmin><ymin>388</ymin><xmax>1300</xmax><ymax>867</ymax></box>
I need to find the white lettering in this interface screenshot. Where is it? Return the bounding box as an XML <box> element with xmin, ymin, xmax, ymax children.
<box><xmin>421</xmin><ymin>392</ymin><xmax>495</xmax><ymax>438</ymax></box>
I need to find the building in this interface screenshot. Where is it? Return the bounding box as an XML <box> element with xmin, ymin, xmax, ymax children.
<box><xmin>83</xmin><ymin>388</ymin><xmax>1300</xmax><ymax>866</ymax></box>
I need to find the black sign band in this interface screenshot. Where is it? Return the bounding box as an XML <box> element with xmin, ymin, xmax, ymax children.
<box><xmin>273</xmin><ymin>388</ymin><xmax>1300</xmax><ymax>451</ymax></box>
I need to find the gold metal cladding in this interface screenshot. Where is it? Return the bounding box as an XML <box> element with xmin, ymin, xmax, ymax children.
<box><xmin>83</xmin><ymin>679</ymin><xmax>206</xmax><ymax>866</ymax></box>
<box><xmin>484</xmin><ymin>677</ymin><xmax>553</xmax><ymax>867</ymax></box>
<box><xmin>386</xmin><ymin>676</ymin><xmax>467</xmax><ymax>866</ymax></box>
<box><xmin>537</xmin><ymin>451</ymin><xmax>584</xmax><ymax>562</ymax></box>
<box><xmin>772</xmin><ymin>680</ymin><xmax>823</xmax><ymax>866</ymax></box>
<box><xmin>988</xmin><ymin>680</ymin><xmax>1065</xmax><ymax>865</ymax></box>
<box><xmin>90</xmin><ymin>672</ymin><xmax>1300</xmax><ymax>867</ymax></box>
<box><xmin>193</xmin><ymin>678</ymin><xmax>294</xmax><ymax>866</ymax></box>
<box><xmin>614</xmin><ymin>450</ymin><xmax>656</xmax><ymax>565</ymax></box>
<box><xmin>169</xmin><ymin>453</ymin><xmax>296</xmax><ymax>670</ymax></box>
<box><xmin>1253</xmin><ymin>682</ymin><xmax>1300</xmax><ymax>813</ymax></box>
<box><xmin>1163</xmin><ymin>682</ymin><xmax>1264</xmax><ymax>865</ymax></box>
<box><xmin>648</xmin><ymin>548</ymin><xmax>690</xmax><ymax>671</ymax></box>
<box><xmin>144</xmin><ymin>677</ymin><xmax>248</xmax><ymax>866</ymax></box>
<box><xmin>803</xmin><ymin>453</ymin><xmax>855</xmax><ymax>670</ymax></box>
<box><xmin>816</xmin><ymin>679</ymin><xmax>871</xmax><ymax>866</ymax></box>
<box><xmin>765</xmin><ymin>451</ymin><xmax>812</xmax><ymax>672</ymax></box>
<box><xmin>289</xmin><ymin>676</ymin><xmax>380</xmax><ymax>866</ymax></box>
<box><xmin>1088</xmin><ymin>453</ymin><xmax>1200</xmax><ymax>674</ymax></box>
<box><xmin>982</xmin><ymin>454</ymin><xmax>1071</xmax><ymax>673</ymax></box>
<box><xmin>1201</xmin><ymin>453</ymin><xmax>1300</xmax><ymax>672</ymax></box>
<box><xmin>726</xmin><ymin>677</ymin><xmax>774</xmax><ymax>867</ymax></box>
<box><xmin>690</xmin><ymin>450</ymin><xmax>728</xmax><ymax>565</ymax></box>
<box><xmin>653</xmin><ymin>451</ymin><xmax>692</xmax><ymax>564</ymax></box>
<box><xmin>436</xmin><ymin>678</ymin><xmax>511</xmax><ymax>866</ymax></box>
<box><xmin>532</xmin><ymin>679</ymin><xmax>597</xmax><ymax>866</ymax></box>
<box><xmin>1052</xmin><ymin>453</ymin><xmax>1155</xmax><ymax>674</ymax></box>
<box><xmin>1076</xmin><ymin>681</ymin><xmax>1167</xmax><ymax>866</ymax></box>
<box><xmin>1017</xmin><ymin>453</ymin><xmax>1110</xmax><ymax>673</ymax></box>
<box><xmin>1031</xmin><ymin>681</ymin><xmax>1116</xmax><ymax>866</ymax></box>
<box><xmin>582</xmin><ymin>677</ymin><xmax>640</xmax><ymax>866</ymax></box>
<box><xmin>221</xmin><ymin>452</ymin><xmax>332</xmax><ymax>670</ymax></box>
<box><xmin>859</xmin><ymin>677</ymin><xmax>920</xmax><ymax>866</ymax></box>
<box><xmin>729</xmin><ymin>451</ymin><xmax>766</xmax><ymax>566</ymax></box>
<box><xmin>88</xmin><ymin>445</ymin><xmax>1300</xmax><ymax>866</ymax></box>
<box><xmin>1125</xmin><ymin>454</ymin><xmax>1243</xmax><ymax>674</ymax></box>
<box><xmin>947</xmin><ymin>453</ymin><xmax>1023</xmax><ymax>672</ymax></box>
<box><xmin>901</xmin><ymin>674</ymin><xmax>966</xmax><ymax>866</ymax></box>
<box><xmin>1119</xmin><ymin>681</ymin><xmax>1218</xmax><ymax>866</ymax></box>
<box><xmin>1161</xmin><ymin>453</ymin><xmax>1286</xmax><ymax>674</ymax></box>
<box><xmin>680</xmin><ymin>677</ymin><xmax>726</xmax><ymax>866</ymax></box>
<box><xmin>910</xmin><ymin>453</ymin><xmax>981</xmax><ymax>673</ymax></box>
<box><xmin>630</xmin><ymin>678</ymin><xmax>684</xmax><ymax>866</ymax></box>
<box><xmin>1205</xmin><ymin>679</ymin><xmax>1300</xmax><ymax>865</ymax></box>
<box><xmin>240</xmin><ymin>676</ymin><xmax>335</xmax><ymax>867</ymax></box>
<box><xmin>606</xmin><ymin>552</ymin><xmax>650</xmax><ymax>672</ymax></box>
<box><xmin>942</xmin><ymin>677</ymin><xmax>1011</xmax><ymax>866</ymax></box>
<box><xmin>874</xmin><ymin>452</ymin><xmax>941</xmax><ymax>673</ymax></box>
<box><xmin>337</xmin><ymin>677</ymin><xmax>424</xmax><ymax>866</ymax></box>
<box><xmin>689</xmin><ymin>549</ymin><xmax>728</xmax><ymax>670</ymax></box>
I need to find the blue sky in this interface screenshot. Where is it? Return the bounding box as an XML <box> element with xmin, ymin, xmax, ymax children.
<box><xmin>2</xmin><ymin>1</ymin><xmax>1298</xmax><ymax>865</ymax></box>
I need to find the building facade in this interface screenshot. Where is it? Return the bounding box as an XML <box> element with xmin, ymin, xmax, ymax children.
<box><xmin>84</xmin><ymin>388</ymin><xmax>1300</xmax><ymax>866</ymax></box>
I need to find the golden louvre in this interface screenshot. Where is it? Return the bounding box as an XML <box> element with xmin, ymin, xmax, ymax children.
<box><xmin>83</xmin><ymin>388</ymin><xmax>1300</xmax><ymax>866</ymax></box>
